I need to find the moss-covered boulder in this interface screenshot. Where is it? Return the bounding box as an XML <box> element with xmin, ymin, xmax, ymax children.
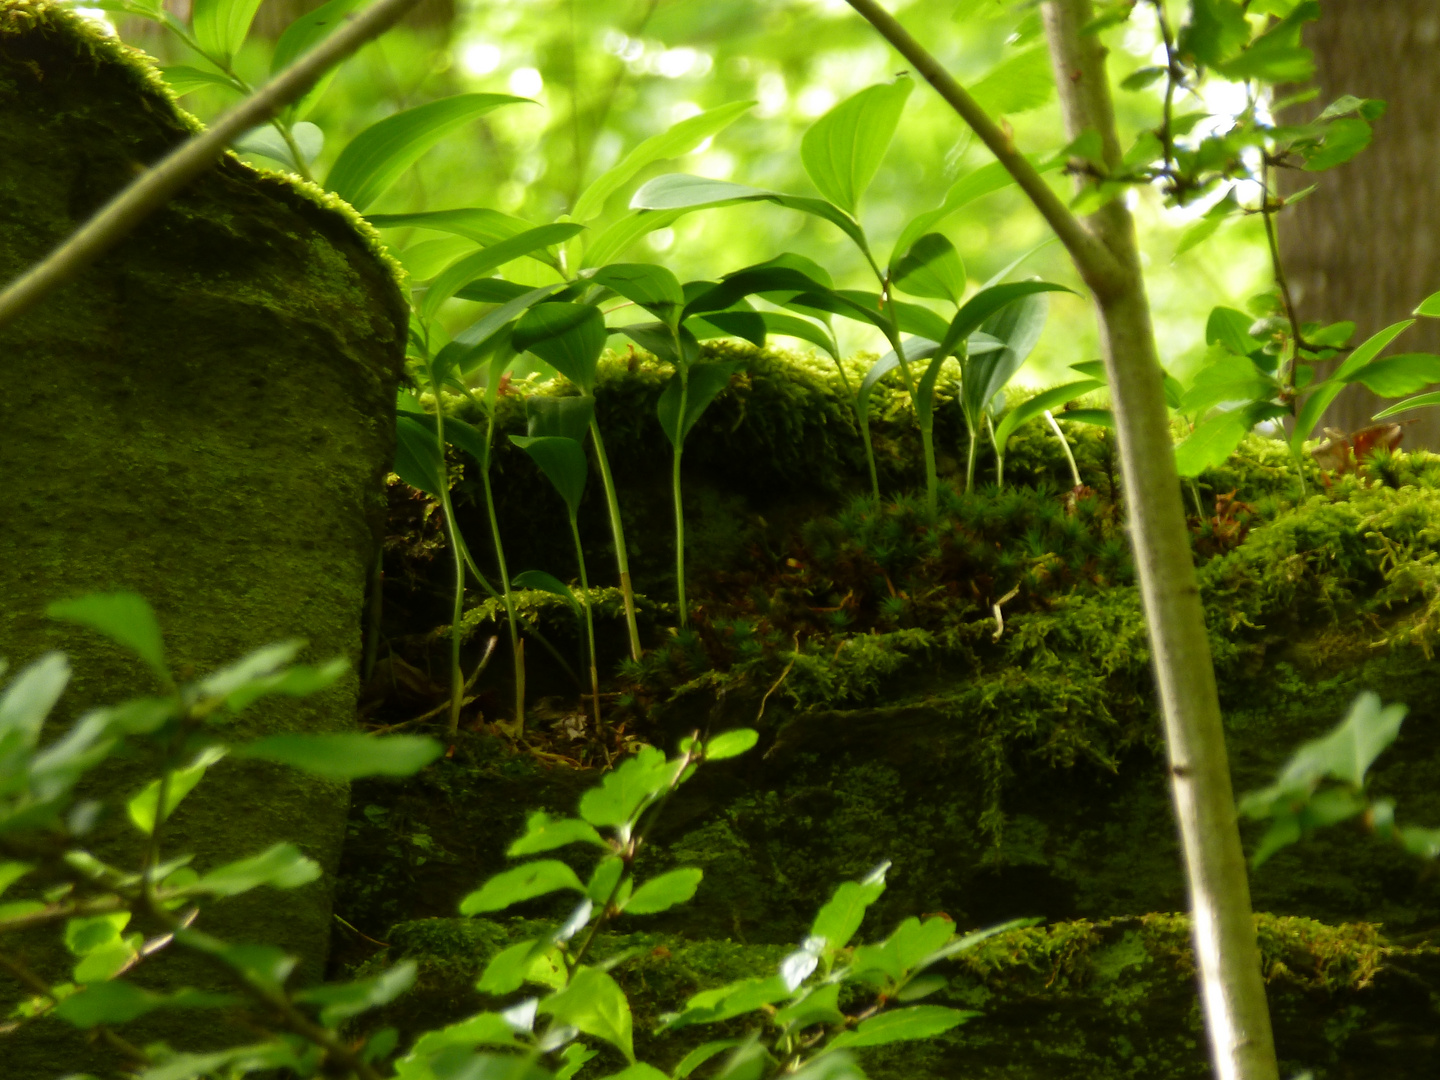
<box><xmin>0</xmin><ymin>1</ymin><xmax>405</xmax><ymax>1069</ymax></box>
<box><xmin>352</xmin><ymin>913</ymin><xmax>1440</xmax><ymax>1079</ymax></box>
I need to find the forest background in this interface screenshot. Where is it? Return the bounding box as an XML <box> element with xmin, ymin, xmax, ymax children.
<box><xmin>107</xmin><ymin>0</ymin><xmax>1275</xmax><ymax>395</ymax></box>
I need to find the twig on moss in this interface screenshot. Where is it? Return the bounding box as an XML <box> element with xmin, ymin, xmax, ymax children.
<box><xmin>0</xmin><ymin>0</ymin><xmax>424</xmax><ymax>331</ymax></box>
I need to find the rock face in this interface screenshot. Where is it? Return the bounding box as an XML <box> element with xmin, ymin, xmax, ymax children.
<box><xmin>0</xmin><ymin>1</ymin><xmax>406</xmax><ymax>1070</ymax></box>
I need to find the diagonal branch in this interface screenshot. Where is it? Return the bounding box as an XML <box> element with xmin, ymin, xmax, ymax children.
<box><xmin>843</xmin><ymin>0</ymin><xmax>1124</xmax><ymax>294</ymax></box>
<box><xmin>0</xmin><ymin>0</ymin><xmax>425</xmax><ymax>331</ymax></box>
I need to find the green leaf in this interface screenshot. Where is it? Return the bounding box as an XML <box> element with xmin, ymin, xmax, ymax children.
<box><xmin>774</xmin><ymin>982</ymin><xmax>844</xmax><ymax>1031</ymax></box>
<box><xmin>0</xmin><ymin>861</ymin><xmax>31</xmax><ymax>897</ymax></box>
<box><xmin>237</xmin><ymin>734</ymin><xmax>442</xmax><ymax>779</ymax></box>
<box><xmin>705</xmin><ymin>729</ymin><xmax>758</xmax><ymax>761</ymax></box>
<box><xmin>826</xmin><ymin>1005</ymin><xmax>976</xmax><ymax>1049</ymax></box>
<box><xmin>0</xmin><ymin>652</ymin><xmax>69</xmax><ymax>752</ymax></box>
<box><xmin>573</xmin><ymin>101</ymin><xmax>755</xmax><ymax>222</ymax></box>
<box><xmin>437</xmin><ymin>283</ymin><xmax>572</xmax><ymax>375</ymax></box>
<box><xmin>510</xmin><ymin>435</ymin><xmax>589</xmax><ymax>518</ymax></box>
<box><xmin>192</xmin><ymin>843</ymin><xmax>321</xmax><ymax>896</ymax></box>
<box><xmin>66</xmin><ymin>911</ymin><xmax>130</xmax><ymax>956</ymax></box>
<box><xmin>512</xmin><ymin>303</ymin><xmax>608</xmax><ymax>389</ymax></box>
<box><xmin>512</xmin><ymin>571</ymin><xmax>581</xmax><ymax>615</ymax></box>
<box><xmin>858</xmin><ymin>338</ymin><xmax>933</xmax><ymax>425</ymax></box>
<box><xmin>590</xmin><ymin>264</ymin><xmax>686</xmax><ymax>326</ymax></box>
<box><xmin>628</xmin><ymin>175</ymin><xmax>871</xmax><ymax>256</ymax></box>
<box><xmin>892</xmin><ymin>234</ymin><xmax>966</xmax><ymax>305</ymax></box>
<box><xmin>1056</xmin><ymin>408</ymin><xmax>1114</xmax><ymax>428</ymax></box>
<box><xmin>1293</xmin><ymin>320</ymin><xmax>1414</xmax><ymax>452</ymax></box>
<box><xmin>800</xmin><ymin>75</ymin><xmax>913</xmax><ymax>215</ymax></box>
<box><xmin>54</xmin><ymin>980</ymin><xmax>160</xmax><ymax>1027</ymax></box>
<box><xmin>683</xmin><ymin>263</ymin><xmax>830</xmax><ymax>320</ymax></box>
<box><xmin>191</xmin><ymin>0</ymin><xmax>264</xmax><ymax>64</ymax></box>
<box><xmin>1176</xmin><ymin>192</ymin><xmax>1240</xmax><ymax>258</ymax></box>
<box><xmin>1301</xmin><ymin>117</ymin><xmax>1372</xmax><ymax>172</ymax></box>
<box><xmin>662</xmin><ymin>975</ymin><xmax>791</xmax><ymax>1030</ymax></box>
<box><xmin>272</xmin><ymin>0</ymin><xmax>362</xmax><ymax>72</ymax></box>
<box><xmin>509</xmin><ymin>813</ymin><xmax>607</xmax><ymax>857</ymax></box>
<box><xmin>161</xmin><ymin>65</ymin><xmax>241</xmax><ymax>96</ymax></box>
<box><xmin>939</xmin><ymin>281</ymin><xmax>1072</xmax><ymax>361</ymax></box>
<box><xmin>969</xmin><ymin>46</ymin><xmax>1054</xmax><ymax>116</ymax></box>
<box><xmin>369</xmin><ymin>208</ymin><xmax>534</xmax><ymax>250</ymax></box>
<box><xmin>623</xmin><ymin>868</ymin><xmax>702</xmax><ymax>915</ymax></box>
<box><xmin>460</xmin><ymin>860</ymin><xmax>586</xmax><ymax>915</ymax></box>
<box><xmin>393</xmin><ymin>415</ymin><xmax>443</xmax><ymax>497</ymax></box>
<box><xmin>657</xmin><ymin>361</ymin><xmax>743</xmax><ymax>448</ymax></box>
<box><xmin>994</xmin><ymin>381</ymin><xmax>1102</xmax><ymax>448</ymax></box>
<box><xmin>1174</xmin><ymin>409</ymin><xmax>1254</xmax><ymax>478</ymax></box>
<box><xmin>1343</xmin><ymin>353</ymin><xmax>1440</xmax><ymax>397</ymax></box>
<box><xmin>475</xmin><ymin>939</ymin><xmax>542</xmax><ymax>995</ymax></box>
<box><xmin>234</xmin><ymin>121</ymin><xmax>323</xmax><ymax>170</ymax></box>
<box><xmin>135</xmin><ymin>1044</ymin><xmax>302</xmax><ymax>1080</ymax></box>
<box><xmin>1399</xmin><ymin>826</ymin><xmax>1440</xmax><ymax>860</ymax></box>
<box><xmin>525</xmin><ymin>396</ymin><xmax>596</xmax><ymax>442</ymax></box>
<box><xmin>328</xmin><ymin>94</ymin><xmax>534</xmax><ymax>212</ymax></box>
<box><xmin>1374</xmin><ymin>390</ymin><xmax>1440</xmax><ymax>421</ymax></box>
<box><xmin>48</xmin><ymin>593</ymin><xmax>167</xmax><ymax>680</ymax></box>
<box><xmin>1415</xmin><ymin>291</ymin><xmax>1440</xmax><ymax>318</ymax></box>
<box><xmin>890</xmin><ymin>159</ymin><xmax>1053</xmax><ymax>275</ymax></box>
<box><xmin>423</xmin><ymin>224</ymin><xmax>585</xmax><ymax>319</ymax></box>
<box><xmin>1181</xmin><ymin>0</ymin><xmax>1249</xmax><ymax>68</ymax></box>
<box><xmin>752</xmin><ymin>312</ymin><xmax>838</xmax><ymax>361</ymax></box>
<box><xmin>673</xmin><ymin>1041</ymin><xmax>743</xmax><ymax>1079</ymax></box>
<box><xmin>293</xmin><ymin>961</ymin><xmax>416</xmax><ymax>1026</ymax></box>
<box><xmin>579</xmin><ymin>746</ymin><xmax>680</xmax><ymax>827</ymax></box>
<box><xmin>1206</xmin><ymin>306</ymin><xmax>1263</xmax><ymax>356</ymax></box>
<box><xmin>1180</xmin><ymin>353</ymin><xmax>1277</xmax><ymax>416</ymax></box>
<box><xmin>540</xmin><ymin>966</ymin><xmax>635</xmax><ymax>1062</ymax></box>
<box><xmin>584</xmin><ymin>208</ymin><xmax>686</xmax><ymax>269</ymax></box>
<box><xmin>128</xmin><ymin>746</ymin><xmax>225</xmax><ymax>835</ymax></box>
<box><xmin>962</xmin><ymin>288</ymin><xmax>1053</xmax><ymax>424</ymax></box>
<box><xmin>811</xmin><ymin>867</ymin><xmax>887</xmax><ymax>953</ymax></box>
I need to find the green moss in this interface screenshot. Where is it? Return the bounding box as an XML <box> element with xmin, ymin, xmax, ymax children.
<box><xmin>350</xmin><ymin>913</ymin><xmax>1440</xmax><ymax>1080</ymax></box>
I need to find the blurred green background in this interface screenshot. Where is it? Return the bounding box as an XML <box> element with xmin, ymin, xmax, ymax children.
<box><xmin>94</xmin><ymin>0</ymin><xmax>1269</xmax><ymax>386</ymax></box>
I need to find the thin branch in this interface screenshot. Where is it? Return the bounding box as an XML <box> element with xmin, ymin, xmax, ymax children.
<box><xmin>0</xmin><ymin>0</ymin><xmax>425</xmax><ymax>331</ymax></box>
<box><xmin>843</xmin><ymin>0</ymin><xmax>1124</xmax><ymax>294</ymax></box>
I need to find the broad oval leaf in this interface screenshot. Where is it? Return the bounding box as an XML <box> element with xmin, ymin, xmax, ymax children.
<box><xmin>526</xmin><ymin>396</ymin><xmax>595</xmax><ymax>441</ymax></box>
<box><xmin>328</xmin><ymin>94</ymin><xmax>534</xmax><ymax>212</ymax></box>
<box><xmin>394</xmin><ymin>414</ymin><xmax>444</xmax><ymax>497</ymax></box>
<box><xmin>54</xmin><ymin>980</ymin><xmax>160</xmax><ymax>1028</ymax></box>
<box><xmin>1174</xmin><ymin>409</ymin><xmax>1254</xmax><ymax>479</ymax></box>
<box><xmin>475</xmin><ymin>939</ymin><xmax>543</xmax><ymax>995</ymax></box>
<box><xmin>48</xmin><ymin>593</ymin><xmax>166</xmax><ymax>680</ymax></box>
<box><xmin>810</xmin><ymin>871</ymin><xmax>887</xmax><ymax>954</ymax></box>
<box><xmin>704</xmin><ymin>728</ymin><xmax>758</xmax><ymax>761</ymax></box>
<box><xmin>192</xmin><ymin>0</ymin><xmax>264</xmax><ymax>64</ymax></box>
<box><xmin>826</xmin><ymin>1004</ymin><xmax>976</xmax><ymax>1050</ymax></box>
<box><xmin>513</xmin><ymin>303</ymin><xmax>607</xmax><ymax>389</ymax></box>
<box><xmin>161</xmin><ymin>65</ymin><xmax>242</xmax><ymax>97</ymax></box>
<box><xmin>892</xmin><ymin>233</ymin><xmax>967</xmax><ymax>305</ymax></box>
<box><xmin>657</xmin><ymin>361</ymin><xmax>743</xmax><ymax>448</ymax></box>
<box><xmin>0</xmin><ymin>652</ymin><xmax>70</xmax><ymax>748</ymax></box>
<box><xmin>1342</xmin><ymin>352</ymin><xmax>1440</xmax><ymax>397</ymax></box>
<box><xmin>622</xmin><ymin>868</ymin><xmax>702</xmax><ymax>915</ymax></box>
<box><xmin>461</xmin><ymin>860</ymin><xmax>586</xmax><ymax>915</ymax></box>
<box><xmin>572</xmin><ymin>100</ymin><xmax>755</xmax><ymax>222</ymax></box>
<box><xmin>800</xmin><ymin>75</ymin><xmax>913</xmax><ymax>216</ymax></box>
<box><xmin>509</xmin><ymin>812</ymin><xmax>606</xmax><ymax>857</ymax></box>
<box><xmin>127</xmin><ymin>746</ymin><xmax>225</xmax><ymax>835</ymax></box>
<box><xmin>193</xmin><ymin>842</ymin><xmax>322</xmax><ymax>896</ymax></box>
<box><xmin>237</xmin><ymin>733</ymin><xmax>443</xmax><ymax>779</ymax></box>
<box><xmin>578</xmin><ymin>745</ymin><xmax>678</xmax><ymax>827</ymax></box>
<box><xmin>510</xmin><ymin>435</ymin><xmax>589</xmax><ymax>518</ymax></box>
<box><xmin>590</xmin><ymin>263</ymin><xmax>686</xmax><ymax>325</ymax></box>
<box><xmin>539</xmin><ymin>966</ymin><xmax>634</xmax><ymax>1062</ymax></box>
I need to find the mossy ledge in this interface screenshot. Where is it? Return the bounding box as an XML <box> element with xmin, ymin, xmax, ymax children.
<box><xmin>350</xmin><ymin>913</ymin><xmax>1440</xmax><ymax>1079</ymax></box>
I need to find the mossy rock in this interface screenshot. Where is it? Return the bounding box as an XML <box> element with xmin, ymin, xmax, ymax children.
<box><xmin>351</xmin><ymin>912</ymin><xmax>1440</xmax><ymax>1079</ymax></box>
<box><xmin>0</xmin><ymin>1</ymin><xmax>405</xmax><ymax>1070</ymax></box>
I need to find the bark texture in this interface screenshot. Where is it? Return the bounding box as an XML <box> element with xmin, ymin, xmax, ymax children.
<box><xmin>1280</xmin><ymin>2</ymin><xmax>1440</xmax><ymax>447</ymax></box>
<box><xmin>0</xmin><ymin>2</ymin><xmax>406</xmax><ymax>1072</ymax></box>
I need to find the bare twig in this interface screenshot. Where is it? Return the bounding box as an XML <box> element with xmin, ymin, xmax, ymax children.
<box><xmin>0</xmin><ymin>0</ymin><xmax>425</xmax><ymax>331</ymax></box>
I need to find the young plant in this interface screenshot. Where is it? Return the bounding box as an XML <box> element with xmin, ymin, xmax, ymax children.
<box><xmin>990</xmin><ymin>379</ymin><xmax>1102</xmax><ymax>488</ymax></box>
<box><xmin>1</xmin><ymin>592</ymin><xmax>442</xmax><ymax>1077</ymax></box>
<box><xmin>510</xmin><ymin>396</ymin><xmax>604</xmax><ymax>731</ymax></box>
<box><xmin>631</xmin><ymin>82</ymin><xmax>1070</xmax><ymax>507</ymax></box>
<box><xmin>401</xmin><ymin>728</ymin><xmax>1026</xmax><ymax>1080</ymax></box>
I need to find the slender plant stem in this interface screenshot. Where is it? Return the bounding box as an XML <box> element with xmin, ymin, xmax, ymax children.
<box><xmin>845</xmin><ymin>3</ymin><xmax>1279</xmax><ymax>1078</ymax></box>
<box><xmin>965</xmin><ymin>426</ymin><xmax>978</xmax><ymax>493</ymax></box>
<box><xmin>859</xmin><ymin>411</ymin><xmax>881</xmax><ymax>499</ymax></box>
<box><xmin>1044</xmin><ymin>410</ymin><xmax>1082</xmax><ymax>488</ymax></box>
<box><xmin>569</xmin><ymin>516</ymin><xmax>602</xmax><ymax>731</ymax></box>
<box><xmin>588</xmin><ymin>416</ymin><xmax>642</xmax><ymax>659</ymax></box>
<box><xmin>481</xmin><ymin>410</ymin><xmax>526</xmax><ymax>732</ymax></box>
<box><xmin>0</xmin><ymin>0</ymin><xmax>423</xmax><ymax>331</ymax></box>
<box><xmin>422</xmin><ymin>357</ymin><xmax>471</xmax><ymax>738</ymax></box>
<box><xmin>672</xmin><ymin>366</ymin><xmax>691</xmax><ymax>628</ymax></box>
<box><xmin>987</xmin><ymin>412</ymin><xmax>1005</xmax><ymax>487</ymax></box>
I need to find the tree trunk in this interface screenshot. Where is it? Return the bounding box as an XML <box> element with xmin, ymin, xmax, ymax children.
<box><xmin>1280</xmin><ymin>1</ymin><xmax>1440</xmax><ymax>448</ymax></box>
